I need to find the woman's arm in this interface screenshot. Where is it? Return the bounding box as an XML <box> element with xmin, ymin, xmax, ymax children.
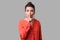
<box><xmin>18</xmin><ymin>21</ymin><xmax>30</xmax><ymax>40</ymax></box>
<box><xmin>39</xmin><ymin>22</ymin><xmax>42</xmax><ymax>40</ymax></box>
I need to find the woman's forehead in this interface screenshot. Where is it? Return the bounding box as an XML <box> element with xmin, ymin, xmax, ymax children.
<box><xmin>26</xmin><ymin>7</ymin><xmax>34</xmax><ymax>10</ymax></box>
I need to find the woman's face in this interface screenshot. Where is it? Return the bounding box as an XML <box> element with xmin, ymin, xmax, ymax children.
<box><xmin>25</xmin><ymin>7</ymin><xmax>35</xmax><ymax>18</ymax></box>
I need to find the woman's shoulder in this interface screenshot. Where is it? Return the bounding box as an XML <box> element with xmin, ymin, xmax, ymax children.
<box><xmin>34</xmin><ymin>18</ymin><xmax>40</xmax><ymax>22</ymax></box>
<box><xmin>18</xmin><ymin>18</ymin><xmax>25</xmax><ymax>24</ymax></box>
<box><xmin>34</xmin><ymin>18</ymin><xmax>41</xmax><ymax>24</ymax></box>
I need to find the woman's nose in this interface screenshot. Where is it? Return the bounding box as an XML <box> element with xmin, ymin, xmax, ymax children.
<box><xmin>29</xmin><ymin>11</ymin><xmax>31</xmax><ymax>15</ymax></box>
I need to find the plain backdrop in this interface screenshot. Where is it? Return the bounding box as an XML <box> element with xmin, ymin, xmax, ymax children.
<box><xmin>0</xmin><ymin>0</ymin><xmax>60</xmax><ymax>40</ymax></box>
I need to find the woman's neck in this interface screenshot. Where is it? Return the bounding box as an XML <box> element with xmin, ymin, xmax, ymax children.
<box><xmin>26</xmin><ymin>17</ymin><xmax>34</xmax><ymax>22</ymax></box>
<box><xmin>24</xmin><ymin>17</ymin><xmax>35</xmax><ymax>25</ymax></box>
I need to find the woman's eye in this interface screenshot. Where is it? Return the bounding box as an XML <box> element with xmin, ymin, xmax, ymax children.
<box><xmin>31</xmin><ymin>10</ymin><xmax>34</xmax><ymax>12</ymax></box>
<box><xmin>27</xmin><ymin>10</ymin><xmax>29</xmax><ymax>12</ymax></box>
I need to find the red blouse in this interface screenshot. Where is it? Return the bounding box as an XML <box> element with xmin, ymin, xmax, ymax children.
<box><xmin>18</xmin><ymin>19</ymin><xmax>42</xmax><ymax>40</ymax></box>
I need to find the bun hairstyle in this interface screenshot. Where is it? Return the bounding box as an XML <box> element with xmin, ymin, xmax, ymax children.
<box><xmin>25</xmin><ymin>2</ymin><xmax>35</xmax><ymax>12</ymax></box>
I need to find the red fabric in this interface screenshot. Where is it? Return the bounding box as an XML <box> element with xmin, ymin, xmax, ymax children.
<box><xmin>18</xmin><ymin>19</ymin><xmax>42</xmax><ymax>40</ymax></box>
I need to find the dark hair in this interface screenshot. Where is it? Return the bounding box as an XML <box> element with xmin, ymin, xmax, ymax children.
<box><xmin>25</xmin><ymin>2</ymin><xmax>35</xmax><ymax>12</ymax></box>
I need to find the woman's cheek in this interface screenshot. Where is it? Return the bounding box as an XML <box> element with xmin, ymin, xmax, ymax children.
<box><xmin>31</xmin><ymin>12</ymin><xmax>34</xmax><ymax>15</ymax></box>
<box><xmin>25</xmin><ymin>13</ymin><xmax>30</xmax><ymax>17</ymax></box>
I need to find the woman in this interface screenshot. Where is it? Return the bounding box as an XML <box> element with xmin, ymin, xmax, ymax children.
<box><xmin>18</xmin><ymin>2</ymin><xmax>42</xmax><ymax>40</ymax></box>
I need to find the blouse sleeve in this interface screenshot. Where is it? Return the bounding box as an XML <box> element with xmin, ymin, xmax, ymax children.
<box><xmin>39</xmin><ymin>22</ymin><xmax>42</xmax><ymax>40</ymax></box>
<box><xmin>18</xmin><ymin>21</ymin><xmax>30</xmax><ymax>40</ymax></box>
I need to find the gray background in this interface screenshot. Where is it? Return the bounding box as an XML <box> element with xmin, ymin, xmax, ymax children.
<box><xmin>0</xmin><ymin>0</ymin><xmax>60</xmax><ymax>40</ymax></box>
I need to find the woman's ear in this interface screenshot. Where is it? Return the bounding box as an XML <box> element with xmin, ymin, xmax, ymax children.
<box><xmin>33</xmin><ymin>12</ymin><xmax>35</xmax><ymax>15</ymax></box>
